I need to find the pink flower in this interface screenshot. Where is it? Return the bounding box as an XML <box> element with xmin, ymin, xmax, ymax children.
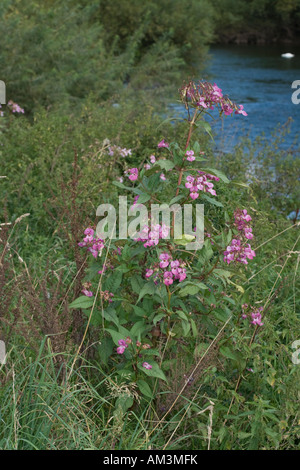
<box><xmin>251</xmin><ymin>308</ymin><xmax>264</xmax><ymax>326</ymax></box>
<box><xmin>117</xmin><ymin>338</ymin><xmax>130</xmax><ymax>354</ymax></box>
<box><xmin>207</xmin><ymin>188</ymin><xmax>216</xmax><ymax>196</ymax></box>
<box><xmin>163</xmin><ymin>271</ymin><xmax>174</xmax><ymax>286</ymax></box>
<box><xmin>144</xmin><ymin>163</ymin><xmax>151</xmax><ymax>170</ymax></box>
<box><xmin>170</xmin><ymin>260</ymin><xmax>180</xmax><ymax>271</ymax></box>
<box><xmin>186</xmin><ymin>175</ymin><xmax>194</xmax><ymax>183</ymax></box>
<box><xmin>8</xmin><ymin>100</ymin><xmax>25</xmax><ymax>114</ymax></box>
<box><xmin>150</xmin><ymin>155</ymin><xmax>156</xmax><ymax>163</ymax></box>
<box><xmin>222</xmin><ymin>103</ymin><xmax>234</xmax><ymax>116</ymax></box>
<box><xmin>158</xmin><ymin>139</ymin><xmax>169</xmax><ymax>148</ymax></box>
<box><xmin>196</xmin><ymin>97</ymin><xmax>208</xmax><ymax>108</ymax></box>
<box><xmin>212</xmin><ymin>83</ymin><xmax>223</xmax><ymax>98</ymax></box>
<box><xmin>84</xmin><ymin>227</ymin><xmax>94</xmax><ymax>237</ymax></box>
<box><xmin>82</xmin><ymin>289</ymin><xmax>93</xmax><ymax>297</ymax></box>
<box><xmin>117</xmin><ymin>346</ymin><xmax>126</xmax><ymax>354</ymax></box>
<box><xmin>159</xmin><ymin>252</ymin><xmax>170</xmax><ymax>268</ymax></box>
<box><xmin>185</xmin><ymin>150</ymin><xmax>195</xmax><ymax>162</ymax></box>
<box><xmin>244</xmin><ymin>244</ymin><xmax>256</xmax><ymax>260</ymax></box>
<box><xmin>145</xmin><ymin>269</ymin><xmax>154</xmax><ymax>278</ymax></box>
<box><xmin>133</xmin><ymin>195</ymin><xmax>140</xmax><ymax>207</ymax></box>
<box><xmin>109</xmin><ymin>145</ymin><xmax>131</xmax><ymax>157</ymax></box>
<box><xmin>244</xmin><ymin>227</ymin><xmax>253</xmax><ymax>239</ymax></box>
<box><xmin>126</xmin><ymin>168</ymin><xmax>139</xmax><ymax>181</ymax></box>
<box><xmin>185</xmin><ymin>180</ymin><xmax>194</xmax><ymax>189</ymax></box>
<box><xmin>235</xmin><ymin>105</ymin><xmax>248</xmax><ymax>116</ymax></box>
<box><xmin>190</xmin><ymin>191</ymin><xmax>199</xmax><ymax>200</ymax></box>
<box><xmin>160</xmin><ymin>173</ymin><xmax>166</xmax><ymax>181</ymax></box>
<box><xmin>142</xmin><ymin>362</ymin><xmax>152</xmax><ymax>370</ymax></box>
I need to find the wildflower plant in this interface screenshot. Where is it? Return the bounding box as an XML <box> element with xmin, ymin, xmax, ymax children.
<box><xmin>70</xmin><ymin>80</ymin><xmax>257</xmax><ymax>403</ymax></box>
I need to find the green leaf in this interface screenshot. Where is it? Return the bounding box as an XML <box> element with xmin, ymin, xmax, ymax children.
<box><xmin>231</xmin><ymin>180</ymin><xmax>250</xmax><ymax>190</ymax></box>
<box><xmin>103</xmin><ymin>308</ymin><xmax>119</xmax><ymax>327</ymax></box>
<box><xmin>131</xmin><ymin>275</ymin><xmax>144</xmax><ymax>294</ymax></box>
<box><xmin>191</xmin><ymin>319</ymin><xmax>198</xmax><ymax>337</ymax></box>
<box><xmin>115</xmin><ymin>395</ymin><xmax>133</xmax><ymax>414</ymax></box>
<box><xmin>197</xmin><ymin>121</ymin><xmax>214</xmax><ymax>141</ymax></box>
<box><xmin>130</xmin><ymin>320</ymin><xmax>148</xmax><ymax>339</ymax></box>
<box><xmin>135</xmin><ymin>193</ymin><xmax>150</xmax><ymax>204</ymax></box>
<box><xmin>193</xmin><ymin>141</ymin><xmax>200</xmax><ymax>153</ymax></box>
<box><xmin>153</xmin><ymin>313</ymin><xmax>166</xmax><ymax>324</ymax></box>
<box><xmin>181</xmin><ymin>319</ymin><xmax>191</xmax><ymax>337</ymax></box>
<box><xmin>104</xmin><ymin>271</ymin><xmax>123</xmax><ymax>293</ymax></box>
<box><xmin>213</xmin><ymin>309</ymin><xmax>232</xmax><ymax>323</ymax></box>
<box><xmin>106</xmin><ymin>327</ymin><xmax>130</xmax><ymax>345</ymax></box>
<box><xmin>138</xmin><ymin>362</ymin><xmax>167</xmax><ymax>382</ymax></box>
<box><xmin>98</xmin><ymin>337</ymin><xmax>114</xmax><ymax>365</ymax></box>
<box><xmin>201</xmin><ymin>194</ymin><xmax>223</xmax><ymax>207</ymax></box>
<box><xmin>156</xmin><ymin>117</ymin><xmax>182</xmax><ymax>129</ymax></box>
<box><xmin>112</xmin><ymin>180</ymin><xmax>127</xmax><ymax>190</ymax></box>
<box><xmin>205</xmin><ymin>168</ymin><xmax>230</xmax><ymax>184</ymax></box>
<box><xmin>69</xmin><ymin>295</ymin><xmax>94</xmax><ymax>309</ymax></box>
<box><xmin>169</xmin><ymin>195</ymin><xmax>185</xmax><ymax>205</ymax></box>
<box><xmin>220</xmin><ymin>346</ymin><xmax>240</xmax><ymax>362</ymax></box>
<box><xmin>176</xmin><ymin>310</ymin><xmax>188</xmax><ymax>321</ymax></box>
<box><xmin>178</xmin><ymin>282</ymin><xmax>208</xmax><ymax>297</ymax></box>
<box><xmin>178</xmin><ymin>285</ymin><xmax>199</xmax><ymax>297</ymax></box>
<box><xmin>137</xmin><ymin>379</ymin><xmax>153</xmax><ymax>399</ymax></box>
<box><xmin>155</xmin><ymin>159</ymin><xmax>175</xmax><ymax>171</ymax></box>
<box><xmin>174</xmin><ymin>233</ymin><xmax>195</xmax><ymax>246</ymax></box>
<box><xmin>132</xmin><ymin>305</ymin><xmax>148</xmax><ymax>317</ymax></box>
<box><xmin>137</xmin><ymin>282</ymin><xmax>156</xmax><ymax>303</ymax></box>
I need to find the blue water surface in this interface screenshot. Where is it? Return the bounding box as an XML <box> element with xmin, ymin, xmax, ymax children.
<box><xmin>172</xmin><ymin>45</ymin><xmax>300</xmax><ymax>152</ymax></box>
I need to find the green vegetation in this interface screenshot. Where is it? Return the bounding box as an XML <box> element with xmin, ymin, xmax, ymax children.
<box><xmin>0</xmin><ymin>0</ymin><xmax>299</xmax><ymax>451</ymax></box>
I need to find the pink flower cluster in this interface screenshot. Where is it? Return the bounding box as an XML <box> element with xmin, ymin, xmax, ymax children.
<box><xmin>241</xmin><ymin>304</ymin><xmax>264</xmax><ymax>327</ymax></box>
<box><xmin>146</xmin><ymin>252</ymin><xmax>187</xmax><ymax>286</ymax></box>
<box><xmin>0</xmin><ymin>105</ymin><xmax>4</xmax><ymax>117</ymax></box>
<box><xmin>142</xmin><ymin>362</ymin><xmax>152</xmax><ymax>370</ymax></box>
<box><xmin>116</xmin><ymin>338</ymin><xmax>153</xmax><ymax>369</ymax></box>
<box><xmin>185</xmin><ymin>171</ymin><xmax>219</xmax><ymax>199</ymax></box>
<box><xmin>136</xmin><ymin>224</ymin><xmax>169</xmax><ymax>248</ymax></box>
<box><xmin>179</xmin><ymin>80</ymin><xmax>247</xmax><ymax>117</ymax></box>
<box><xmin>117</xmin><ymin>338</ymin><xmax>130</xmax><ymax>355</ymax></box>
<box><xmin>108</xmin><ymin>145</ymin><xmax>132</xmax><ymax>158</ymax></box>
<box><xmin>7</xmin><ymin>100</ymin><xmax>24</xmax><ymax>114</ymax></box>
<box><xmin>224</xmin><ymin>210</ymin><xmax>256</xmax><ymax>265</ymax></box>
<box><xmin>125</xmin><ymin>167</ymin><xmax>139</xmax><ymax>181</ymax></box>
<box><xmin>185</xmin><ymin>150</ymin><xmax>195</xmax><ymax>162</ymax></box>
<box><xmin>78</xmin><ymin>228</ymin><xmax>105</xmax><ymax>258</ymax></box>
<box><xmin>158</xmin><ymin>139</ymin><xmax>169</xmax><ymax>148</ymax></box>
<box><xmin>234</xmin><ymin>209</ymin><xmax>254</xmax><ymax>240</ymax></box>
<box><xmin>101</xmin><ymin>290</ymin><xmax>114</xmax><ymax>303</ymax></box>
<box><xmin>82</xmin><ymin>281</ymin><xmax>93</xmax><ymax>297</ymax></box>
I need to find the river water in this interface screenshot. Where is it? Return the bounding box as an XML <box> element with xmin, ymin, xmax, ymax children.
<box><xmin>208</xmin><ymin>45</ymin><xmax>300</xmax><ymax>151</ymax></box>
<box><xmin>172</xmin><ymin>45</ymin><xmax>300</xmax><ymax>152</ymax></box>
